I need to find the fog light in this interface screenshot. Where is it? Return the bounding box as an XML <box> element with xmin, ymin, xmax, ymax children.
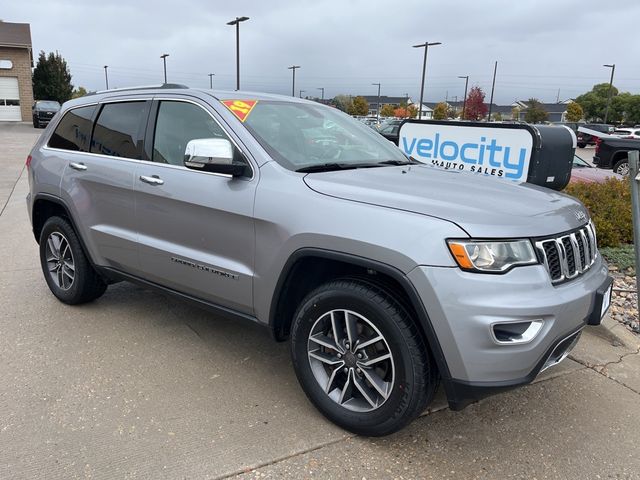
<box><xmin>491</xmin><ymin>320</ymin><xmax>544</xmax><ymax>345</ymax></box>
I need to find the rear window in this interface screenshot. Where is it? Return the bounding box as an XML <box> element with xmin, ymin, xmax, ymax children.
<box><xmin>90</xmin><ymin>101</ymin><xmax>147</xmax><ymax>159</ymax></box>
<box><xmin>48</xmin><ymin>105</ymin><xmax>96</xmax><ymax>152</ymax></box>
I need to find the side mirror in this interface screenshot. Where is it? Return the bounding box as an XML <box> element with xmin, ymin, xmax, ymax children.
<box><xmin>183</xmin><ymin>138</ymin><xmax>246</xmax><ymax>176</ymax></box>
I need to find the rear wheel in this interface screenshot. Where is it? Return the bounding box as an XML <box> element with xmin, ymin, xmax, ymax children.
<box><xmin>613</xmin><ymin>158</ymin><xmax>629</xmax><ymax>176</ymax></box>
<box><xmin>290</xmin><ymin>279</ymin><xmax>437</xmax><ymax>436</ymax></box>
<box><xmin>39</xmin><ymin>216</ymin><xmax>107</xmax><ymax>304</ymax></box>
<box><xmin>577</xmin><ymin>142</ymin><xmax>586</xmax><ymax>148</ymax></box>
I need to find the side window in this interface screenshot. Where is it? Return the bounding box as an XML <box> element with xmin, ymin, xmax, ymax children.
<box><xmin>91</xmin><ymin>101</ymin><xmax>147</xmax><ymax>159</ymax></box>
<box><xmin>48</xmin><ymin>105</ymin><xmax>96</xmax><ymax>152</ymax></box>
<box><xmin>152</xmin><ymin>101</ymin><xmax>230</xmax><ymax>165</ymax></box>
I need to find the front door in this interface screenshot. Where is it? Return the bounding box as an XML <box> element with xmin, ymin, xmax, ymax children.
<box><xmin>133</xmin><ymin>98</ymin><xmax>257</xmax><ymax>314</ymax></box>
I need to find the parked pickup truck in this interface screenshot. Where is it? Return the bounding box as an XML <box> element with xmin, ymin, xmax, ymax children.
<box><xmin>593</xmin><ymin>136</ymin><xmax>640</xmax><ymax>176</ymax></box>
<box><xmin>27</xmin><ymin>85</ymin><xmax>612</xmax><ymax>436</ymax></box>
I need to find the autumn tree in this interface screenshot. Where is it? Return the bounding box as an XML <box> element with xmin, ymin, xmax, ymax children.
<box><xmin>565</xmin><ymin>102</ymin><xmax>583</xmax><ymax>122</ymax></box>
<box><xmin>524</xmin><ymin>98</ymin><xmax>548</xmax><ymax>123</ymax></box>
<box><xmin>463</xmin><ymin>86</ymin><xmax>488</xmax><ymax>120</ymax></box>
<box><xmin>491</xmin><ymin>112</ymin><xmax>503</xmax><ymax>121</ymax></box>
<box><xmin>380</xmin><ymin>104</ymin><xmax>396</xmax><ymax>117</ymax></box>
<box><xmin>32</xmin><ymin>51</ymin><xmax>73</xmax><ymax>103</ymax></box>
<box><xmin>432</xmin><ymin>102</ymin><xmax>449</xmax><ymax>120</ymax></box>
<box><xmin>348</xmin><ymin>96</ymin><xmax>369</xmax><ymax>116</ymax></box>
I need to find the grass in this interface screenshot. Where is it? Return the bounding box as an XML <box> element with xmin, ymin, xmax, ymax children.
<box><xmin>600</xmin><ymin>245</ymin><xmax>637</xmax><ymax>273</ymax></box>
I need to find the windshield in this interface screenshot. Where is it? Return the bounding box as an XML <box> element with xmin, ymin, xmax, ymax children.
<box><xmin>241</xmin><ymin>101</ymin><xmax>408</xmax><ymax>171</ymax></box>
<box><xmin>37</xmin><ymin>101</ymin><xmax>60</xmax><ymax>110</ymax></box>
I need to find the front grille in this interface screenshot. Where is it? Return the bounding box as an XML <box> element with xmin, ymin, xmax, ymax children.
<box><xmin>535</xmin><ymin>222</ymin><xmax>598</xmax><ymax>284</ymax></box>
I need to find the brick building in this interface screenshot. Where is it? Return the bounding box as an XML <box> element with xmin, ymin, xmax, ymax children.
<box><xmin>0</xmin><ymin>21</ymin><xmax>34</xmax><ymax>122</ymax></box>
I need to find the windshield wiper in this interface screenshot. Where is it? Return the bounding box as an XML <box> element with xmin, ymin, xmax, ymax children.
<box><xmin>378</xmin><ymin>157</ymin><xmax>421</xmax><ymax>166</ymax></box>
<box><xmin>296</xmin><ymin>162</ymin><xmax>382</xmax><ymax>173</ymax></box>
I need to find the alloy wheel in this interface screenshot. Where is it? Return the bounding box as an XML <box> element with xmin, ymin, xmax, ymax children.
<box><xmin>307</xmin><ymin>309</ymin><xmax>395</xmax><ymax>412</ymax></box>
<box><xmin>45</xmin><ymin>232</ymin><xmax>75</xmax><ymax>291</ymax></box>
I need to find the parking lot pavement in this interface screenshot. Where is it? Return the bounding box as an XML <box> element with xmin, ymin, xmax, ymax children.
<box><xmin>1</xmin><ymin>124</ymin><xmax>639</xmax><ymax>479</ymax></box>
<box><xmin>0</xmin><ymin>123</ymin><xmax>39</xmax><ymax>214</ymax></box>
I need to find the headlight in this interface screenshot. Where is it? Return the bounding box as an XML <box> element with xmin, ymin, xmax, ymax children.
<box><xmin>447</xmin><ymin>239</ymin><xmax>538</xmax><ymax>273</ymax></box>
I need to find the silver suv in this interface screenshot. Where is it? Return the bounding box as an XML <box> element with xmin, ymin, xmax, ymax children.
<box><xmin>27</xmin><ymin>86</ymin><xmax>612</xmax><ymax>436</ymax></box>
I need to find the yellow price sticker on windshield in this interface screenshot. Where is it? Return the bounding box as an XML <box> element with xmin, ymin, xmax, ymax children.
<box><xmin>222</xmin><ymin>99</ymin><xmax>258</xmax><ymax>122</ymax></box>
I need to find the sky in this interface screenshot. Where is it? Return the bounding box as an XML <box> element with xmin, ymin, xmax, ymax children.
<box><xmin>4</xmin><ymin>0</ymin><xmax>640</xmax><ymax>105</ymax></box>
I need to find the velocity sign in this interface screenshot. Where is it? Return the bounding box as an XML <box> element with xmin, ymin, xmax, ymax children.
<box><xmin>399</xmin><ymin>122</ymin><xmax>534</xmax><ymax>182</ymax></box>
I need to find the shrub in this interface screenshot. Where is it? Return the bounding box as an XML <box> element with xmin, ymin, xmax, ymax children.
<box><xmin>600</xmin><ymin>245</ymin><xmax>636</xmax><ymax>272</ymax></box>
<box><xmin>564</xmin><ymin>178</ymin><xmax>633</xmax><ymax>247</ymax></box>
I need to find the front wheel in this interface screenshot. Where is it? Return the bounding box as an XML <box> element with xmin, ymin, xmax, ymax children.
<box><xmin>613</xmin><ymin>158</ymin><xmax>629</xmax><ymax>176</ymax></box>
<box><xmin>577</xmin><ymin>142</ymin><xmax>586</xmax><ymax>148</ymax></box>
<box><xmin>39</xmin><ymin>216</ymin><xmax>107</xmax><ymax>304</ymax></box>
<box><xmin>290</xmin><ymin>279</ymin><xmax>438</xmax><ymax>436</ymax></box>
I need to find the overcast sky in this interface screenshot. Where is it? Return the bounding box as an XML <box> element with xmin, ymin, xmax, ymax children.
<box><xmin>4</xmin><ymin>0</ymin><xmax>640</xmax><ymax>104</ymax></box>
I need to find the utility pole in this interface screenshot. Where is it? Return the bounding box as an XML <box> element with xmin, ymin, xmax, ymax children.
<box><xmin>299</xmin><ymin>89</ymin><xmax>305</xmax><ymax>98</ymax></box>
<box><xmin>556</xmin><ymin>88</ymin><xmax>560</xmax><ymax>103</ymax></box>
<box><xmin>458</xmin><ymin>75</ymin><xmax>469</xmax><ymax>119</ymax></box>
<box><xmin>160</xmin><ymin>54</ymin><xmax>169</xmax><ymax>84</ymax></box>
<box><xmin>604</xmin><ymin>64</ymin><xmax>616</xmax><ymax>124</ymax></box>
<box><xmin>628</xmin><ymin>150</ymin><xmax>640</xmax><ymax>324</ymax></box>
<box><xmin>103</xmin><ymin>65</ymin><xmax>109</xmax><ymax>90</ymax></box>
<box><xmin>412</xmin><ymin>41</ymin><xmax>442</xmax><ymax>119</ymax></box>
<box><xmin>288</xmin><ymin>65</ymin><xmax>300</xmax><ymax>96</ymax></box>
<box><xmin>405</xmin><ymin>93</ymin><xmax>410</xmax><ymax>118</ymax></box>
<box><xmin>317</xmin><ymin>87</ymin><xmax>325</xmax><ymax>100</ymax></box>
<box><xmin>372</xmin><ymin>82</ymin><xmax>381</xmax><ymax>123</ymax></box>
<box><xmin>208</xmin><ymin>73</ymin><xmax>215</xmax><ymax>89</ymax></box>
<box><xmin>488</xmin><ymin>61</ymin><xmax>498</xmax><ymax>121</ymax></box>
<box><xmin>227</xmin><ymin>16</ymin><xmax>250</xmax><ymax>90</ymax></box>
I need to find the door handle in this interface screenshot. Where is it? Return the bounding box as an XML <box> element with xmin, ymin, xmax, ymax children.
<box><xmin>69</xmin><ymin>162</ymin><xmax>87</xmax><ymax>171</ymax></box>
<box><xmin>139</xmin><ymin>175</ymin><xmax>164</xmax><ymax>186</ymax></box>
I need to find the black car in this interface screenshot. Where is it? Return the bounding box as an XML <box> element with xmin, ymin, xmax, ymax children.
<box><xmin>32</xmin><ymin>100</ymin><xmax>61</xmax><ymax>128</ymax></box>
<box><xmin>577</xmin><ymin>123</ymin><xmax>613</xmax><ymax>148</ymax></box>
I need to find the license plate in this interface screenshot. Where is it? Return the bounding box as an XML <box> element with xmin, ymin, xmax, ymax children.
<box><xmin>601</xmin><ymin>284</ymin><xmax>612</xmax><ymax>319</ymax></box>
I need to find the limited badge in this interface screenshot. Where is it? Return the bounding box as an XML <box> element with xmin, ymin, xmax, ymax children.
<box><xmin>222</xmin><ymin>100</ymin><xmax>258</xmax><ymax>122</ymax></box>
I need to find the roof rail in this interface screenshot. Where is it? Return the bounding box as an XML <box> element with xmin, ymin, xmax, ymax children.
<box><xmin>90</xmin><ymin>83</ymin><xmax>189</xmax><ymax>95</ymax></box>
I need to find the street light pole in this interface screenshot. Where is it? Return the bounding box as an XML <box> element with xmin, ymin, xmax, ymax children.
<box><xmin>226</xmin><ymin>16</ymin><xmax>250</xmax><ymax>91</ymax></box>
<box><xmin>208</xmin><ymin>73</ymin><xmax>215</xmax><ymax>89</ymax></box>
<box><xmin>488</xmin><ymin>61</ymin><xmax>498</xmax><ymax>121</ymax></box>
<box><xmin>372</xmin><ymin>83</ymin><xmax>381</xmax><ymax>123</ymax></box>
<box><xmin>103</xmin><ymin>65</ymin><xmax>109</xmax><ymax>90</ymax></box>
<box><xmin>288</xmin><ymin>65</ymin><xmax>300</xmax><ymax>97</ymax></box>
<box><xmin>404</xmin><ymin>93</ymin><xmax>410</xmax><ymax>118</ymax></box>
<box><xmin>412</xmin><ymin>41</ymin><xmax>442</xmax><ymax>120</ymax></box>
<box><xmin>458</xmin><ymin>75</ymin><xmax>469</xmax><ymax>119</ymax></box>
<box><xmin>604</xmin><ymin>64</ymin><xmax>616</xmax><ymax>124</ymax></box>
<box><xmin>317</xmin><ymin>87</ymin><xmax>324</xmax><ymax>100</ymax></box>
<box><xmin>160</xmin><ymin>54</ymin><xmax>169</xmax><ymax>84</ymax></box>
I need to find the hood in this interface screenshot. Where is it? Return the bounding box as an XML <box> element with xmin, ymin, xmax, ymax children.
<box><xmin>303</xmin><ymin>164</ymin><xmax>589</xmax><ymax>238</ymax></box>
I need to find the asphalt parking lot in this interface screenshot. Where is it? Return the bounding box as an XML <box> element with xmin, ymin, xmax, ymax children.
<box><xmin>1</xmin><ymin>123</ymin><xmax>640</xmax><ymax>479</ymax></box>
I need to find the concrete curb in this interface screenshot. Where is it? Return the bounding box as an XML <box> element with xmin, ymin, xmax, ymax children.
<box><xmin>598</xmin><ymin>313</ymin><xmax>640</xmax><ymax>349</ymax></box>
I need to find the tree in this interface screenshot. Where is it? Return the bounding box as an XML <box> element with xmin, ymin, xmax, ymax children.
<box><xmin>348</xmin><ymin>96</ymin><xmax>369</xmax><ymax>116</ymax></box>
<box><xmin>332</xmin><ymin>94</ymin><xmax>353</xmax><ymax>113</ymax></box>
<box><xmin>32</xmin><ymin>51</ymin><xmax>73</xmax><ymax>103</ymax></box>
<box><xmin>511</xmin><ymin>106</ymin><xmax>521</xmax><ymax>121</ymax></box>
<box><xmin>565</xmin><ymin>102</ymin><xmax>583</xmax><ymax>122</ymax></box>
<box><xmin>380</xmin><ymin>104</ymin><xmax>396</xmax><ymax>117</ymax></box>
<box><xmin>432</xmin><ymin>102</ymin><xmax>449</xmax><ymax>120</ymax></box>
<box><xmin>463</xmin><ymin>86</ymin><xmax>488</xmax><ymax>120</ymax></box>
<box><xmin>71</xmin><ymin>86</ymin><xmax>88</xmax><ymax>99</ymax></box>
<box><xmin>491</xmin><ymin>112</ymin><xmax>503</xmax><ymax>121</ymax></box>
<box><xmin>524</xmin><ymin>98</ymin><xmax>548</xmax><ymax>123</ymax></box>
<box><xmin>574</xmin><ymin>83</ymin><xmax>619</xmax><ymax>121</ymax></box>
<box><xmin>623</xmin><ymin>95</ymin><xmax>640</xmax><ymax>125</ymax></box>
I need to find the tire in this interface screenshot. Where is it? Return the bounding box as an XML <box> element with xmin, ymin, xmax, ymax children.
<box><xmin>613</xmin><ymin>158</ymin><xmax>630</xmax><ymax>176</ymax></box>
<box><xmin>33</xmin><ymin>118</ymin><xmax>40</xmax><ymax>128</ymax></box>
<box><xmin>577</xmin><ymin>142</ymin><xmax>586</xmax><ymax>148</ymax></box>
<box><xmin>290</xmin><ymin>279</ymin><xmax>438</xmax><ymax>436</ymax></box>
<box><xmin>39</xmin><ymin>216</ymin><xmax>107</xmax><ymax>304</ymax></box>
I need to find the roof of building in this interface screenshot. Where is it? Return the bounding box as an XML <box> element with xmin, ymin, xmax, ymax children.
<box><xmin>0</xmin><ymin>21</ymin><xmax>32</xmax><ymax>48</ymax></box>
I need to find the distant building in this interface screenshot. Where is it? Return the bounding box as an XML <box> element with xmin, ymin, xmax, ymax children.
<box><xmin>513</xmin><ymin>100</ymin><xmax>572</xmax><ymax>122</ymax></box>
<box><xmin>0</xmin><ymin>21</ymin><xmax>33</xmax><ymax>122</ymax></box>
<box><xmin>359</xmin><ymin>95</ymin><xmax>412</xmax><ymax>117</ymax></box>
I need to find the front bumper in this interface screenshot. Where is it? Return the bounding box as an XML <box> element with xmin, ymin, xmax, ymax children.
<box><xmin>408</xmin><ymin>256</ymin><xmax>610</xmax><ymax>409</ymax></box>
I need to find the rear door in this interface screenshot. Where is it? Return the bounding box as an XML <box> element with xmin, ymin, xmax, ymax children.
<box><xmin>133</xmin><ymin>97</ymin><xmax>257</xmax><ymax>314</ymax></box>
<box><xmin>57</xmin><ymin>99</ymin><xmax>150</xmax><ymax>270</ymax></box>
